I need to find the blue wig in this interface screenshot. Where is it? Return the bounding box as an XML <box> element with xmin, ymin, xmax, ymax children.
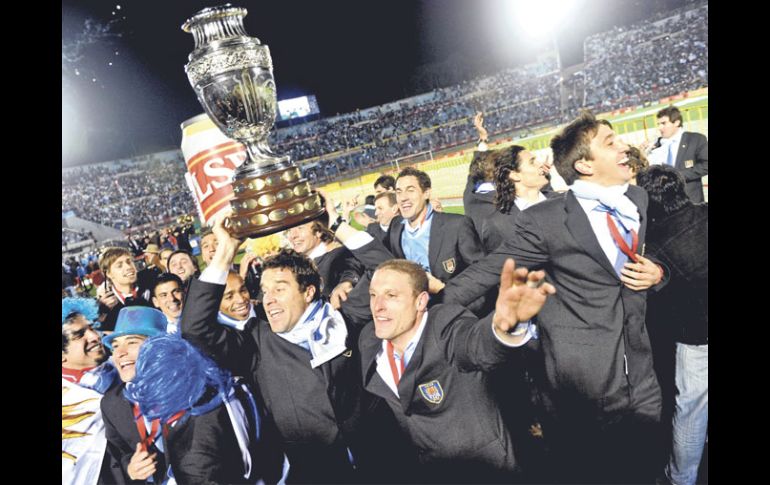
<box><xmin>124</xmin><ymin>334</ymin><xmax>232</xmax><ymax>424</ymax></box>
<box><xmin>61</xmin><ymin>297</ymin><xmax>100</xmax><ymax>327</ymax></box>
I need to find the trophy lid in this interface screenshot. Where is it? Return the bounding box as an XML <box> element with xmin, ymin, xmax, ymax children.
<box><xmin>181</xmin><ymin>4</ymin><xmax>259</xmax><ymax>50</ymax></box>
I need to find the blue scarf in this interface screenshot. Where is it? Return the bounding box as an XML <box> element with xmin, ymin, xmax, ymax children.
<box><xmin>570</xmin><ymin>180</ymin><xmax>640</xmax><ymax>233</ymax></box>
<box><xmin>275</xmin><ymin>300</ymin><xmax>349</xmax><ymax>368</ymax></box>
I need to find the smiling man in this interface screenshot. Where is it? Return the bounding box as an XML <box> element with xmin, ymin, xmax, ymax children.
<box><xmin>150</xmin><ymin>273</ymin><xmax>185</xmax><ymax>333</ymax></box>
<box><xmin>166</xmin><ymin>249</ymin><xmax>200</xmax><ymax>292</ymax></box>
<box><xmin>440</xmin><ymin>111</ymin><xmax>669</xmax><ymax>483</ymax></box>
<box><xmin>356</xmin><ymin>257</ymin><xmax>553</xmax><ymax>482</ymax></box>
<box><xmin>181</xmin><ymin>214</ymin><xmax>403</xmax><ymax>483</ymax></box>
<box><xmin>96</xmin><ymin>247</ymin><xmax>153</xmax><ymax>331</ymax></box>
<box><xmin>99</xmin><ymin>306</ymin><xmax>169</xmax><ymax>483</ymax></box>
<box><xmin>216</xmin><ymin>271</ymin><xmax>256</xmax><ymax>330</ymax></box>
<box><xmin>62</xmin><ymin>297</ymin><xmax>119</xmax><ymax>485</ymax></box>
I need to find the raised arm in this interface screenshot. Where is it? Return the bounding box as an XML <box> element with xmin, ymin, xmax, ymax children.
<box><xmin>181</xmin><ymin>213</ymin><xmax>255</xmax><ymax>377</ymax></box>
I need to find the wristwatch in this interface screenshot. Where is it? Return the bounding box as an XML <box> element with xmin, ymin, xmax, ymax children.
<box><xmin>329</xmin><ymin>215</ymin><xmax>345</xmax><ymax>233</ymax></box>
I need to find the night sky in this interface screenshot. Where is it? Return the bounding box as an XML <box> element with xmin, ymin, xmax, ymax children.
<box><xmin>62</xmin><ymin>0</ymin><xmax>693</xmax><ymax>166</ymax></box>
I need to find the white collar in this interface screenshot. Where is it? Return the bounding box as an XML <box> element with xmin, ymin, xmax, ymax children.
<box><xmin>663</xmin><ymin>127</ymin><xmax>683</xmax><ymax>146</ymax></box>
<box><xmin>514</xmin><ymin>192</ymin><xmax>547</xmax><ymax>211</ymax></box>
<box><xmin>379</xmin><ymin>311</ymin><xmax>429</xmax><ymax>360</ymax></box>
<box><xmin>308</xmin><ymin>242</ymin><xmax>328</xmax><ymax>260</ymax></box>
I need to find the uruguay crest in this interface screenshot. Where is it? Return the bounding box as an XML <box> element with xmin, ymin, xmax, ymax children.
<box><xmin>442</xmin><ymin>258</ymin><xmax>456</xmax><ymax>274</ymax></box>
<box><xmin>418</xmin><ymin>380</ymin><xmax>444</xmax><ymax>404</ymax></box>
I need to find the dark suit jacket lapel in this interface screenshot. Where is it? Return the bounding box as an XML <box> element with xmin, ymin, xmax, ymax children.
<box><xmin>396</xmin><ymin>334</ymin><xmax>425</xmax><ymax>414</ymax></box>
<box><xmin>388</xmin><ymin>218</ymin><xmax>406</xmax><ymax>259</ymax></box>
<box><xmin>675</xmin><ymin>132</ymin><xmax>690</xmax><ymax>168</ymax></box>
<box><xmin>428</xmin><ymin>212</ymin><xmax>447</xmax><ymax>273</ymax></box>
<box><xmin>112</xmin><ymin>386</ymin><xmax>143</xmax><ymax>445</ymax></box>
<box><xmin>564</xmin><ymin>191</ymin><xmax>619</xmax><ymax>280</ymax></box>
<box><xmin>360</xmin><ymin>327</ymin><xmax>421</xmax><ymax>413</ymax></box>
<box><xmin>361</xmin><ymin>331</ymin><xmax>393</xmax><ymax>400</ymax></box>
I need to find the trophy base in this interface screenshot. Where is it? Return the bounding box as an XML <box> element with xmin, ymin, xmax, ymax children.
<box><xmin>227</xmin><ymin>164</ymin><xmax>326</xmax><ymax>239</ymax></box>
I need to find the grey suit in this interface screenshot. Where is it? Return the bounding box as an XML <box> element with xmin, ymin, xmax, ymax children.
<box><xmin>655</xmin><ymin>131</ymin><xmax>708</xmax><ymax>202</ymax></box>
<box><xmin>441</xmin><ymin>185</ymin><xmax>665</xmax><ymax>481</ymax></box>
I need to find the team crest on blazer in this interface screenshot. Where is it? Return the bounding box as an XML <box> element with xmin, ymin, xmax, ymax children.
<box><xmin>418</xmin><ymin>380</ymin><xmax>444</xmax><ymax>404</ymax></box>
<box><xmin>442</xmin><ymin>258</ymin><xmax>456</xmax><ymax>274</ymax></box>
<box><xmin>684</xmin><ymin>159</ymin><xmax>694</xmax><ymax>168</ymax></box>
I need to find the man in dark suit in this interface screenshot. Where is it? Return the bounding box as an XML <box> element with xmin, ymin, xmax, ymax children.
<box><xmin>99</xmin><ymin>307</ymin><xmax>177</xmax><ymax>483</ymax></box>
<box><xmin>285</xmin><ymin>216</ymin><xmax>364</xmax><ymax>300</ymax></box>
<box><xmin>360</xmin><ymin>258</ymin><xmax>554</xmax><ymax>482</ymax></box>
<box><xmin>387</xmin><ymin>166</ymin><xmax>485</xmax><ymax>288</ymax></box>
<box><xmin>365</xmin><ymin>191</ymin><xmax>401</xmax><ymax>244</ymax></box>
<box><xmin>321</xmin><ymin>206</ymin><xmax>557</xmax><ymax>482</ymax></box>
<box><xmin>463</xmin><ymin>149</ymin><xmax>499</xmax><ymax>242</ymax></box>
<box><xmin>646</xmin><ymin>105</ymin><xmax>708</xmax><ymax>203</ymax></box>
<box><xmin>440</xmin><ymin>111</ymin><xmax>669</xmax><ymax>482</ymax></box>
<box><xmin>181</xmin><ymin>215</ymin><xmax>406</xmax><ymax>483</ymax></box>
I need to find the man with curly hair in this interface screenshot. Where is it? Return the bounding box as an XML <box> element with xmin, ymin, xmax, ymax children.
<box><xmin>62</xmin><ymin>297</ymin><xmax>119</xmax><ymax>485</ymax></box>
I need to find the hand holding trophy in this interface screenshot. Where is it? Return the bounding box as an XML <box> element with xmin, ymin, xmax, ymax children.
<box><xmin>182</xmin><ymin>4</ymin><xmax>324</xmax><ymax>238</ymax></box>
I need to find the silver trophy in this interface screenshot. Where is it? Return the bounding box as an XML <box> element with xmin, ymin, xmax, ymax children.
<box><xmin>182</xmin><ymin>4</ymin><xmax>323</xmax><ymax>238</ymax></box>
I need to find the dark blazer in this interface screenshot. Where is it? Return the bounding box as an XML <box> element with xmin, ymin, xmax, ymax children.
<box><xmin>442</xmin><ymin>186</ymin><xmax>663</xmax><ymax>423</ymax></box>
<box><xmin>462</xmin><ymin>175</ymin><xmax>498</xmax><ymax>243</ymax></box>
<box><xmin>181</xmin><ymin>277</ymin><xmax>401</xmax><ymax>483</ymax></box>
<box><xmin>385</xmin><ymin>211</ymin><xmax>485</xmax><ymax>283</ymax></box>
<box><xmin>645</xmin><ymin>203</ymin><xmax>708</xmax><ymax>345</ymax></box>
<box><xmin>655</xmin><ymin>131</ymin><xmax>708</xmax><ymax>203</ymax></box>
<box><xmin>358</xmin><ymin>304</ymin><xmax>519</xmax><ymax>482</ymax></box>
<box><xmin>365</xmin><ymin>221</ymin><xmax>388</xmax><ymax>244</ymax></box>
<box><xmin>101</xmin><ymin>382</ymin><xmax>275</xmax><ymax>484</ymax></box>
<box><xmin>313</xmin><ymin>245</ymin><xmax>364</xmax><ymax>297</ymax></box>
<box><xmin>101</xmin><ymin>383</ymin><xmax>167</xmax><ymax>484</ymax></box>
<box><xmin>480</xmin><ymin>192</ymin><xmax>564</xmax><ymax>253</ymax></box>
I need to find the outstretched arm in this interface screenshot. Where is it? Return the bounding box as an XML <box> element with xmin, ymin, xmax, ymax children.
<box><xmin>491</xmin><ymin>258</ymin><xmax>555</xmax><ymax>345</ymax></box>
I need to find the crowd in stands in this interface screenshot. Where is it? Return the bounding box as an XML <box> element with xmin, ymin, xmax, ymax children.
<box><xmin>62</xmin><ymin>155</ymin><xmax>197</xmax><ymax>230</ymax></box>
<box><xmin>582</xmin><ymin>3</ymin><xmax>707</xmax><ymax>110</ymax></box>
<box><xmin>62</xmin><ymin>2</ymin><xmax>708</xmax><ymax>483</ymax></box>
<box><xmin>62</xmin><ymin>229</ymin><xmax>95</xmax><ymax>247</ymax></box>
<box><xmin>61</xmin><ymin>2</ymin><xmax>707</xmax><ymax>230</ymax></box>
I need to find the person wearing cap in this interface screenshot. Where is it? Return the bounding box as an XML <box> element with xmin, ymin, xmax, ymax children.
<box><xmin>62</xmin><ymin>298</ymin><xmax>120</xmax><ymax>485</ymax></box>
<box><xmin>105</xmin><ymin>330</ymin><xmax>286</xmax><ymax>484</ymax></box>
<box><xmin>99</xmin><ymin>306</ymin><xmax>171</xmax><ymax>483</ymax></box>
<box><xmin>96</xmin><ymin>247</ymin><xmax>153</xmax><ymax>332</ymax></box>
<box><xmin>137</xmin><ymin>243</ymin><xmax>163</xmax><ymax>292</ymax></box>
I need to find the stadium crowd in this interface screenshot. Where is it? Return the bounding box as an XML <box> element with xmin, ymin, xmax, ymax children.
<box><xmin>62</xmin><ymin>155</ymin><xmax>197</xmax><ymax>230</ymax></box>
<box><xmin>63</xmin><ymin>5</ymin><xmax>707</xmax><ymax>484</ymax></box>
<box><xmin>61</xmin><ymin>4</ymin><xmax>706</xmax><ymax>231</ymax></box>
